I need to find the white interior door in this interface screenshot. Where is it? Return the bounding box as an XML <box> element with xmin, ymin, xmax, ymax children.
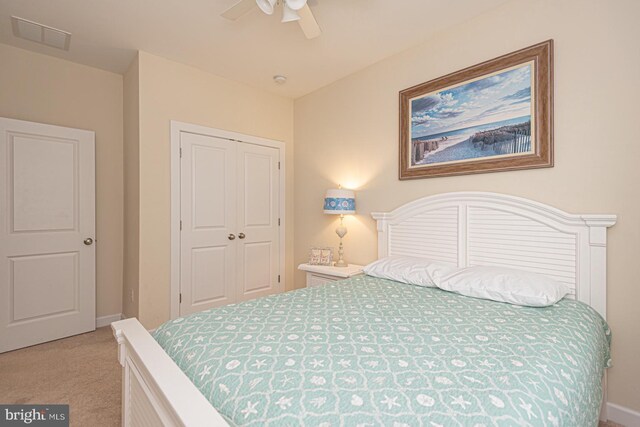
<box><xmin>180</xmin><ymin>132</ymin><xmax>237</xmax><ymax>316</ymax></box>
<box><xmin>0</xmin><ymin>117</ymin><xmax>95</xmax><ymax>353</ymax></box>
<box><xmin>236</xmin><ymin>143</ymin><xmax>280</xmax><ymax>302</ymax></box>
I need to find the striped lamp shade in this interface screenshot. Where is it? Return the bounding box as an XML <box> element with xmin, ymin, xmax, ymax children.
<box><xmin>323</xmin><ymin>188</ymin><xmax>356</xmax><ymax>215</ymax></box>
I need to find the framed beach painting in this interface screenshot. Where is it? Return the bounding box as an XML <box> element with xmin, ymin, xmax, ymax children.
<box><xmin>399</xmin><ymin>40</ymin><xmax>553</xmax><ymax>179</ymax></box>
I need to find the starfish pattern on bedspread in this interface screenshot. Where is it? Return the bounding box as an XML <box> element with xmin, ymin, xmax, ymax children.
<box><xmin>153</xmin><ymin>275</ymin><xmax>611</xmax><ymax>427</ymax></box>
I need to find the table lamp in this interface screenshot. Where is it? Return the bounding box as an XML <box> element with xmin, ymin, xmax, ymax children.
<box><xmin>324</xmin><ymin>187</ymin><xmax>356</xmax><ymax>267</ymax></box>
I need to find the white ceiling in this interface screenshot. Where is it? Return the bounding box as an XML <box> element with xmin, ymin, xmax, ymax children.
<box><xmin>0</xmin><ymin>0</ymin><xmax>510</xmax><ymax>98</ymax></box>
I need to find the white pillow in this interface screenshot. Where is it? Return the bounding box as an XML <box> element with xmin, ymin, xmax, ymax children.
<box><xmin>363</xmin><ymin>256</ymin><xmax>456</xmax><ymax>288</ymax></box>
<box><xmin>436</xmin><ymin>266</ymin><xmax>570</xmax><ymax>307</ymax></box>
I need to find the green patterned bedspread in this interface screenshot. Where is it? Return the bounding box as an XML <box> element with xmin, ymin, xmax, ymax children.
<box><xmin>153</xmin><ymin>276</ymin><xmax>611</xmax><ymax>427</ymax></box>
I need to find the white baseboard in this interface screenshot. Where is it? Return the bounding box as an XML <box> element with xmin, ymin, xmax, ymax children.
<box><xmin>96</xmin><ymin>313</ymin><xmax>123</xmax><ymax>328</ymax></box>
<box><xmin>607</xmin><ymin>402</ymin><xmax>640</xmax><ymax>427</ymax></box>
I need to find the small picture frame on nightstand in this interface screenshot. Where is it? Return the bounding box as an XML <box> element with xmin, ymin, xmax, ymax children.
<box><xmin>308</xmin><ymin>247</ymin><xmax>333</xmax><ymax>266</ymax></box>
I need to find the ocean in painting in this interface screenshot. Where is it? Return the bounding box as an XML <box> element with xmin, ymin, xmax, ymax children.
<box><xmin>410</xmin><ymin>62</ymin><xmax>533</xmax><ymax>166</ymax></box>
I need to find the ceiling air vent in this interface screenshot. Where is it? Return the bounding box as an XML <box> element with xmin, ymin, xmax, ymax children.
<box><xmin>11</xmin><ymin>16</ymin><xmax>71</xmax><ymax>51</ymax></box>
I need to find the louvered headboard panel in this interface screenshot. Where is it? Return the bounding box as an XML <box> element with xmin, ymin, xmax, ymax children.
<box><xmin>372</xmin><ymin>192</ymin><xmax>616</xmax><ymax>318</ymax></box>
<box><xmin>467</xmin><ymin>206</ymin><xmax>577</xmax><ymax>297</ymax></box>
<box><xmin>388</xmin><ymin>207</ymin><xmax>458</xmax><ymax>264</ymax></box>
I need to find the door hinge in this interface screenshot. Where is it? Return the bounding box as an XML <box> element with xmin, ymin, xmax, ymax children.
<box><xmin>278</xmin><ymin>275</ymin><xmax>281</xmax><ymax>283</ymax></box>
<box><xmin>180</xmin><ymin>147</ymin><xmax>183</xmax><ymax>158</ymax></box>
<box><xmin>179</xmin><ymin>293</ymin><xmax>182</xmax><ymax>303</ymax></box>
<box><xmin>278</xmin><ymin>218</ymin><xmax>281</xmax><ymax>226</ymax></box>
<box><xmin>278</xmin><ymin>161</ymin><xmax>281</xmax><ymax>170</ymax></box>
<box><xmin>180</xmin><ymin>220</ymin><xmax>183</xmax><ymax>230</ymax></box>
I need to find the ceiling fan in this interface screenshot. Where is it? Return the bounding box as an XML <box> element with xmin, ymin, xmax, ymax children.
<box><xmin>221</xmin><ymin>0</ymin><xmax>321</xmax><ymax>39</ymax></box>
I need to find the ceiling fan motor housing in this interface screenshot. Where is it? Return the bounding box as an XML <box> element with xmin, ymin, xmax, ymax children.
<box><xmin>221</xmin><ymin>0</ymin><xmax>320</xmax><ymax>40</ymax></box>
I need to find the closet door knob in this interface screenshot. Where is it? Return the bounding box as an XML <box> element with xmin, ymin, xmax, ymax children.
<box><xmin>238</xmin><ymin>233</ymin><xmax>246</xmax><ymax>239</ymax></box>
<box><xmin>228</xmin><ymin>234</ymin><xmax>236</xmax><ymax>240</ymax></box>
<box><xmin>84</xmin><ymin>238</ymin><xmax>94</xmax><ymax>246</ymax></box>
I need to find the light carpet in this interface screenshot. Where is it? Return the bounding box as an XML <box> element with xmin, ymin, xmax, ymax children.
<box><xmin>0</xmin><ymin>327</ymin><xmax>120</xmax><ymax>426</ymax></box>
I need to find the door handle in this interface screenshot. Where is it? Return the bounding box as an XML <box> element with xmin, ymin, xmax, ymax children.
<box><xmin>228</xmin><ymin>234</ymin><xmax>236</xmax><ymax>240</ymax></box>
<box><xmin>83</xmin><ymin>238</ymin><xmax>94</xmax><ymax>246</ymax></box>
<box><xmin>238</xmin><ymin>233</ymin><xmax>246</xmax><ymax>239</ymax></box>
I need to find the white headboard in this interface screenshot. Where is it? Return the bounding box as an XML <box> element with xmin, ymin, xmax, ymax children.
<box><xmin>371</xmin><ymin>192</ymin><xmax>616</xmax><ymax>318</ymax></box>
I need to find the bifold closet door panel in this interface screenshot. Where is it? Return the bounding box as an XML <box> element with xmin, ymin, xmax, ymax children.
<box><xmin>179</xmin><ymin>132</ymin><xmax>237</xmax><ymax>316</ymax></box>
<box><xmin>236</xmin><ymin>143</ymin><xmax>280</xmax><ymax>302</ymax></box>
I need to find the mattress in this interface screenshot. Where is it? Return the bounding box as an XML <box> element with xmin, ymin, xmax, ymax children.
<box><xmin>153</xmin><ymin>275</ymin><xmax>611</xmax><ymax>426</ymax></box>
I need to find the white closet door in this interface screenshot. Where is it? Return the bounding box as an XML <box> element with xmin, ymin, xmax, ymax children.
<box><xmin>0</xmin><ymin>117</ymin><xmax>95</xmax><ymax>353</ymax></box>
<box><xmin>180</xmin><ymin>132</ymin><xmax>236</xmax><ymax>316</ymax></box>
<box><xmin>236</xmin><ymin>143</ymin><xmax>280</xmax><ymax>302</ymax></box>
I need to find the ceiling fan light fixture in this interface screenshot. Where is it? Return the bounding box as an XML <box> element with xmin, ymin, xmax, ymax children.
<box><xmin>222</xmin><ymin>0</ymin><xmax>321</xmax><ymax>39</ymax></box>
<box><xmin>284</xmin><ymin>0</ymin><xmax>308</xmax><ymax>11</ymax></box>
<box><xmin>281</xmin><ymin>3</ymin><xmax>300</xmax><ymax>23</ymax></box>
<box><xmin>256</xmin><ymin>0</ymin><xmax>276</xmax><ymax>15</ymax></box>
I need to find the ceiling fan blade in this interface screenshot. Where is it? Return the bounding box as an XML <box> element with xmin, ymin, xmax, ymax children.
<box><xmin>297</xmin><ymin>4</ymin><xmax>321</xmax><ymax>39</ymax></box>
<box><xmin>221</xmin><ymin>0</ymin><xmax>256</xmax><ymax>21</ymax></box>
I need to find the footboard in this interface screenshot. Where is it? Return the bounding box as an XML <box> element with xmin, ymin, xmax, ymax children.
<box><xmin>112</xmin><ymin>318</ymin><xmax>228</xmax><ymax>427</ymax></box>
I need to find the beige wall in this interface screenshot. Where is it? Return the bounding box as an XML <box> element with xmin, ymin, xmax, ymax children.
<box><xmin>294</xmin><ymin>0</ymin><xmax>640</xmax><ymax>411</ymax></box>
<box><xmin>0</xmin><ymin>43</ymin><xmax>124</xmax><ymax>318</ymax></box>
<box><xmin>123</xmin><ymin>54</ymin><xmax>140</xmax><ymax>319</ymax></box>
<box><xmin>134</xmin><ymin>52</ymin><xmax>294</xmax><ymax>328</ymax></box>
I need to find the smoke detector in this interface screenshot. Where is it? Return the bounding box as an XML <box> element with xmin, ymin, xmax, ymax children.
<box><xmin>273</xmin><ymin>75</ymin><xmax>287</xmax><ymax>85</ymax></box>
<box><xmin>11</xmin><ymin>16</ymin><xmax>71</xmax><ymax>51</ymax></box>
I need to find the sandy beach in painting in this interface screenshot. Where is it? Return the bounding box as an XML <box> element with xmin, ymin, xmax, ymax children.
<box><xmin>420</xmin><ymin>136</ymin><xmax>490</xmax><ymax>164</ymax></box>
<box><xmin>412</xmin><ymin>116</ymin><xmax>531</xmax><ymax>166</ymax></box>
<box><xmin>414</xmin><ymin>133</ymin><xmax>470</xmax><ymax>164</ymax></box>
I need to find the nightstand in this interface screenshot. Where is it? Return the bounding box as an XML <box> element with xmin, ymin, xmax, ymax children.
<box><xmin>298</xmin><ymin>263</ymin><xmax>364</xmax><ymax>288</ymax></box>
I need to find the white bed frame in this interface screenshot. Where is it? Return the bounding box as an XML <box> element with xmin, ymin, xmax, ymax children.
<box><xmin>112</xmin><ymin>192</ymin><xmax>616</xmax><ymax>426</ymax></box>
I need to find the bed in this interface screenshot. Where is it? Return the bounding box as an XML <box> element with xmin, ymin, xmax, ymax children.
<box><xmin>112</xmin><ymin>192</ymin><xmax>616</xmax><ymax>426</ymax></box>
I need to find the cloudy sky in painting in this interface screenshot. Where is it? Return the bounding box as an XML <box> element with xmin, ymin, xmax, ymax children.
<box><xmin>411</xmin><ymin>63</ymin><xmax>532</xmax><ymax>138</ymax></box>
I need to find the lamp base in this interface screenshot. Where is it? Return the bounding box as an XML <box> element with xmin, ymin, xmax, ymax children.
<box><xmin>334</xmin><ymin>215</ymin><xmax>348</xmax><ymax>267</ymax></box>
